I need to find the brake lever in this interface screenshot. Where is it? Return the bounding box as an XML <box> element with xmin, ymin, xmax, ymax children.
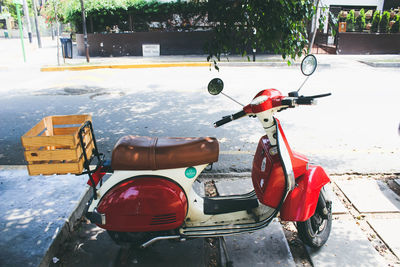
<box><xmin>300</xmin><ymin>93</ymin><xmax>331</xmax><ymax>99</ymax></box>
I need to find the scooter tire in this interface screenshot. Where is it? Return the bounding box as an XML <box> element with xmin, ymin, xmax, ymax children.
<box><xmin>297</xmin><ymin>186</ymin><xmax>332</xmax><ymax>248</ymax></box>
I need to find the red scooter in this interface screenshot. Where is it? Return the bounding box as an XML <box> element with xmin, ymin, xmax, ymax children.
<box><xmin>85</xmin><ymin>54</ymin><xmax>332</xmax><ymax>252</ymax></box>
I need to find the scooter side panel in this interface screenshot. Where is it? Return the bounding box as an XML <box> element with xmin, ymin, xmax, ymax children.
<box><xmin>279</xmin><ymin>165</ymin><xmax>330</xmax><ymax>222</ymax></box>
<box><xmin>252</xmin><ymin>136</ymin><xmax>286</xmax><ymax>208</ymax></box>
<box><xmin>97</xmin><ymin>177</ymin><xmax>187</xmax><ymax>232</ymax></box>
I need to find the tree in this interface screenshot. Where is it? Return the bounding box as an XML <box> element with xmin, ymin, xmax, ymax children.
<box><xmin>54</xmin><ymin>0</ymin><xmax>319</xmax><ymax>66</ymax></box>
<box><xmin>206</xmin><ymin>0</ymin><xmax>317</xmax><ymax>65</ymax></box>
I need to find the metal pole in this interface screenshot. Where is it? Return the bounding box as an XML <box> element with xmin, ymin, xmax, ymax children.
<box><xmin>22</xmin><ymin>0</ymin><xmax>32</xmax><ymax>43</ymax></box>
<box><xmin>53</xmin><ymin>0</ymin><xmax>60</xmax><ymax>65</ymax></box>
<box><xmin>80</xmin><ymin>0</ymin><xmax>90</xmax><ymax>62</ymax></box>
<box><xmin>15</xmin><ymin>2</ymin><xmax>26</xmax><ymax>62</ymax></box>
<box><xmin>308</xmin><ymin>0</ymin><xmax>320</xmax><ymax>54</ymax></box>
<box><xmin>31</xmin><ymin>0</ymin><xmax>42</xmax><ymax>48</ymax></box>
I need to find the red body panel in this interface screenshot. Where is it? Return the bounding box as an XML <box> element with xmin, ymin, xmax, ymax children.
<box><xmin>292</xmin><ymin>151</ymin><xmax>308</xmax><ymax>179</ymax></box>
<box><xmin>243</xmin><ymin>89</ymin><xmax>284</xmax><ymax>114</ymax></box>
<box><xmin>280</xmin><ymin>165</ymin><xmax>330</xmax><ymax>222</ymax></box>
<box><xmin>252</xmin><ymin>119</ymin><xmax>309</xmax><ymax>208</ymax></box>
<box><xmin>97</xmin><ymin>177</ymin><xmax>187</xmax><ymax>232</ymax></box>
<box><xmin>252</xmin><ymin>136</ymin><xmax>285</xmax><ymax>208</ymax></box>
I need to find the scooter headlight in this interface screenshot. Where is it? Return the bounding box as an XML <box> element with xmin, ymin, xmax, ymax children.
<box><xmin>251</xmin><ymin>95</ymin><xmax>269</xmax><ymax>106</ymax></box>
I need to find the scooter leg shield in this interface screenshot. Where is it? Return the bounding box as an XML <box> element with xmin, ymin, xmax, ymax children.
<box><xmin>279</xmin><ymin>165</ymin><xmax>330</xmax><ymax>222</ymax></box>
<box><xmin>96</xmin><ymin>177</ymin><xmax>188</xmax><ymax>232</ymax></box>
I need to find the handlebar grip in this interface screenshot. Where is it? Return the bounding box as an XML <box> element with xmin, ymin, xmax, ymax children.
<box><xmin>296</xmin><ymin>98</ymin><xmax>314</xmax><ymax>105</ymax></box>
<box><xmin>232</xmin><ymin>110</ymin><xmax>247</xmax><ymax>120</ymax></box>
<box><xmin>214</xmin><ymin>116</ymin><xmax>233</xmax><ymax>127</ymax></box>
<box><xmin>214</xmin><ymin>110</ymin><xmax>247</xmax><ymax>128</ymax></box>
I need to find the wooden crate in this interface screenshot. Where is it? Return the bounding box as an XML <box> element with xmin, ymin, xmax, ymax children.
<box><xmin>21</xmin><ymin>115</ymin><xmax>93</xmax><ymax>175</ymax></box>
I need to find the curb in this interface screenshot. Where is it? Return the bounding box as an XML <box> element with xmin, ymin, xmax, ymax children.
<box><xmin>38</xmin><ymin>186</ymin><xmax>92</xmax><ymax>267</ymax></box>
<box><xmin>40</xmin><ymin>62</ymin><xmax>211</xmax><ymax>72</ymax></box>
<box><xmin>359</xmin><ymin>61</ymin><xmax>400</xmax><ymax>68</ymax></box>
<box><xmin>40</xmin><ymin>62</ymin><xmax>332</xmax><ymax>72</ymax></box>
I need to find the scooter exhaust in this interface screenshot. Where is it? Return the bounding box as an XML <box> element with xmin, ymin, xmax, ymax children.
<box><xmin>140</xmin><ymin>235</ymin><xmax>182</xmax><ymax>249</ymax></box>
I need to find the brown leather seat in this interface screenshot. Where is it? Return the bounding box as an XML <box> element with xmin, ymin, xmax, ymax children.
<box><xmin>111</xmin><ymin>136</ymin><xmax>219</xmax><ymax>170</ymax></box>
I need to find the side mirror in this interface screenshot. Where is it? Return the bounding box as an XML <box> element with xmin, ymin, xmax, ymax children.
<box><xmin>301</xmin><ymin>54</ymin><xmax>317</xmax><ymax>76</ymax></box>
<box><xmin>208</xmin><ymin>78</ymin><xmax>224</xmax><ymax>95</ymax></box>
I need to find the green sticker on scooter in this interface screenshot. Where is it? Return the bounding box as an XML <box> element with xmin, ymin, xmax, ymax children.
<box><xmin>185</xmin><ymin>167</ymin><xmax>197</xmax><ymax>178</ymax></box>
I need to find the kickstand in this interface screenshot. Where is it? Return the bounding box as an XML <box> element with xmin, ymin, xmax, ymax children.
<box><xmin>219</xmin><ymin>236</ymin><xmax>233</xmax><ymax>267</ymax></box>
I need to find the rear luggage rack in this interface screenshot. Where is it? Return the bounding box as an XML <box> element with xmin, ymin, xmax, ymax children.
<box><xmin>77</xmin><ymin>120</ymin><xmax>105</xmax><ymax>200</ymax></box>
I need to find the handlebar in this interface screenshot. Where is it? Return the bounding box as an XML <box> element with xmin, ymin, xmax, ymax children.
<box><xmin>214</xmin><ymin>110</ymin><xmax>246</xmax><ymax>128</ymax></box>
<box><xmin>214</xmin><ymin>93</ymin><xmax>331</xmax><ymax>127</ymax></box>
<box><xmin>282</xmin><ymin>93</ymin><xmax>331</xmax><ymax>107</ymax></box>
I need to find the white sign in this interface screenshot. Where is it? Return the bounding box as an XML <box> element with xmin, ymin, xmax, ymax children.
<box><xmin>142</xmin><ymin>44</ymin><xmax>160</xmax><ymax>57</ymax></box>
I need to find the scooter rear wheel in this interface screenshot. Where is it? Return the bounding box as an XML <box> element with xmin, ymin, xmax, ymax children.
<box><xmin>297</xmin><ymin>186</ymin><xmax>332</xmax><ymax>248</ymax></box>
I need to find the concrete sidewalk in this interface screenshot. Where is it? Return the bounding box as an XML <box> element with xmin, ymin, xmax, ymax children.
<box><xmin>1</xmin><ymin>37</ymin><xmax>400</xmax><ymax>71</ymax></box>
<box><xmin>0</xmin><ymin>166</ymin><xmax>91</xmax><ymax>267</ymax></box>
<box><xmin>1</xmin><ymin>166</ymin><xmax>399</xmax><ymax>267</ymax></box>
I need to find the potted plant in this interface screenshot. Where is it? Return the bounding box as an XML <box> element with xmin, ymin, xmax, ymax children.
<box><xmin>338</xmin><ymin>10</ymin><xmax>347</xmax><ymax>32</ymax></box>
<box><xmin>365</xmin><ymin>10</ymin><xmax>373</xmax><ymax>20</ymax></box>
<box><xmin>371</xmin><ymin>10</ymin><xmax>380</xmax><ymax>33</ymax></box>
<box><xmin>390</xmin><ymin>14</ymin><xmax>400</xmax><ymax>33</ymax></box>
<box><xmin>355</xmin><ymin>8</ymin><xmax>366</xmax><ymax>32</ymax></box>
<box><xmin>380</xmin><ymin>11</ymin><xmax>390</xmax><ymax>33</ymax></box>
<box><xmin>346</xmin><ymin>9</ymin><xmax>355</xmax><ymax>32</ymax></box>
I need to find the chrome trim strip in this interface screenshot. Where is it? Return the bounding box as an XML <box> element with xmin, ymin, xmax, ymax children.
<box><xmin>206</xmin><ymin>190</ymin><xmax>256</xmax><ymax>201</ymax></box>
<box><xmin>182</xmin><ymin>217</ymin><xmax>274</xmax><ymax>237</ymax></box>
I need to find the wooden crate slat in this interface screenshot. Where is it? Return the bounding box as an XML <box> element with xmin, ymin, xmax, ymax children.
<box><xmin>22</xmin><ymin>118</ymin><xmax>46</xmax><ymax>138</ymax></box>
<box><xmin>22</xmin><ymin>135</ymin><xmax>76</xmax><ymax>147</ymax></box>
<box><xmin>53</xmin><ymin>127</ymin><xmax>80</xmax><ymax>135</ymax></box>
<box><xmin>44</xmin><ymin>116</ymin><xmax>54</xmax><ymax>136</ymax></box>
<box><xmin>24</xmin><ymin>148</ymin><xmax>80</xmax><ymax>162</ymax></box>
<box><xmin>52</xmin><ymin>115</ymin><xmax>92</xmax><ymax>126</ymax></box>
<box><xmin>27</xmin><ymin>158</ymin><xmax>84</xmax><ymax>176</ymax></box>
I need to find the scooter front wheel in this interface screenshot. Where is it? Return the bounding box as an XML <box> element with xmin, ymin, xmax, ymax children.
<box><xmin>297</xmin><ymin>186</ymin><xmax>332</xmax><ymax>248</ymax></box>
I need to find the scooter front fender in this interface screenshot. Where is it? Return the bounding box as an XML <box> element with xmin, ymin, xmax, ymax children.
<box><xmin>279</xmin><ymin>165</ymin><xmax>330</xmax><ymax>222</ymax></box>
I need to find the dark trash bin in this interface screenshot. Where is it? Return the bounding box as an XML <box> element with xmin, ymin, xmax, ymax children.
<box><xmin>60</xmin><ymin>37</ymin><xmax>73</xmax><ymax>58</ymax></box>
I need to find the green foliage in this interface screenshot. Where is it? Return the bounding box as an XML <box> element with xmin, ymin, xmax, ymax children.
<box><xmin>355</xmin><ymin>8</ymin><xmax>366</xmax><ymax>31</ymax></box>
<box><xmin>391</xmin><ymin>14</ymin><xmax>400</xmax><ymax>33</ymax></box>
<box><xmin>57</xmin><ymin>0</ymin><xmax>208</xmax><ymax>33</ymax></box>
<box><xmin>346</xmin><ymin>9</ymin><xmax>355</xmax><ymax>31</ymax></box>
<box><xmin>206</xmin><ymin>0</ymin><xmax>316</xmax><ymax>64</ymax></box>
<box><xmin>2</xmin><ymin>0</ymin><xmax>17</xmax><ymax>20</ymax></box>
<box><xmin>371</xmin><ymin>10</ymin><xmax>380</xmax><ymax>32</ymax></box>
<box><xmin>337</xmin><ymin>11</ymin><xmax>346</xmax><ymax>22</ymax></box>
<box><xmin>380</xmin><ymin>11</ymin><xmax>390</xmax><ymax>33</ymax></box>
<box><xmin>365</xmin><ymin>9</ymin><xmax>373</xmax><ymax>20</ymax></box>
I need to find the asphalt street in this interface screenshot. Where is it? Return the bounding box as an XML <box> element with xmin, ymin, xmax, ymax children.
<box><xmin>1</xmin><ymin>61</ymin><xmax>399</xmax><ymax>174</ymax></box>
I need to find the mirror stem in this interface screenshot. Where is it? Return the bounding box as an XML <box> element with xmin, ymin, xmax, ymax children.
<box><xmin>297</xmin><ymin>76</ymin><xmax>310</xmax><ymax>93</ymax></box>
<box><xmin>221</xmin><ymin>92</ymin><xmax>244</xmax><ymax>107</ymax></box>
